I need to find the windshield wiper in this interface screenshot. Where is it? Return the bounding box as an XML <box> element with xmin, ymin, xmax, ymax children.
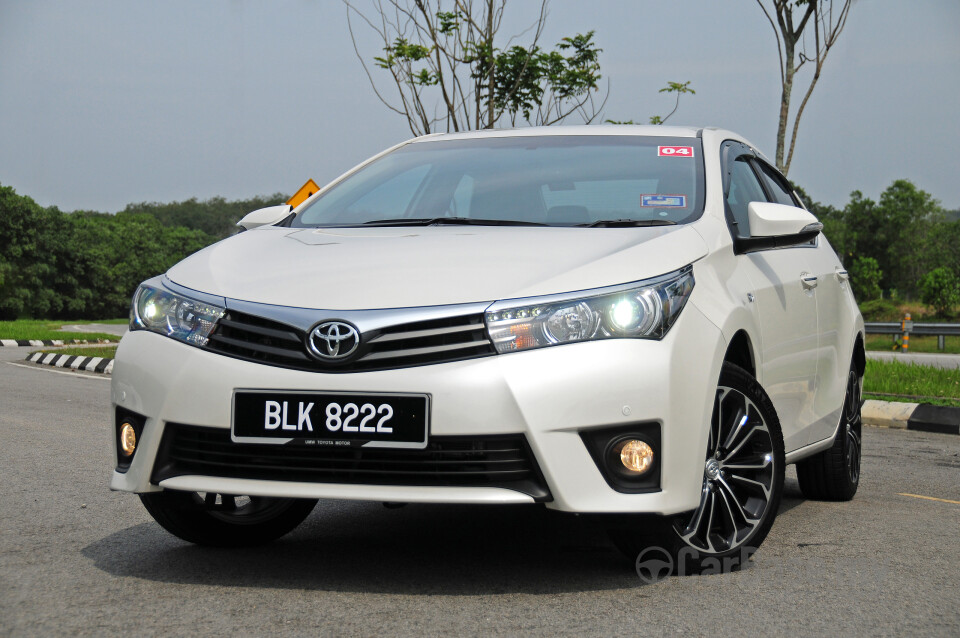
<box><xmin>578</xmin><ymin>219</ymin><xmax>678</xmax><ymax>228</ymax></box>
<box><xmin>361</xmin><ymin>217</ymin><xmax>547</xmax><ymax>227</ymax></box>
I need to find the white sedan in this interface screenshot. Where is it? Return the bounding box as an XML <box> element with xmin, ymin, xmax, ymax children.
<box><xmin>111</xmin><ymin>126</ymin><xmax>864</xmax><ymax>574</ymax></box>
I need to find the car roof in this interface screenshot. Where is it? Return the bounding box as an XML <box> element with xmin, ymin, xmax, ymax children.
<box><xmin>405</xmin><ymin>126</ymin><xmax>769</xmax><ymax>168</ymax></box>
<box><xmin>410</xmin><ymin>125</ymin><xmax>704</xmax><ymax>144</ymax></box>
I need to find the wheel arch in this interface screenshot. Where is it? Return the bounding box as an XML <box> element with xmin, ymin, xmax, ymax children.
<box><xmin>723</xmin><ymin>329</ymin><xmax>756</xmax><ymax>379</ymax></box>
<box><xmin>852</xmin><ymin>331</ymin><xmax>866</xmax><ymax>378</ymax></box>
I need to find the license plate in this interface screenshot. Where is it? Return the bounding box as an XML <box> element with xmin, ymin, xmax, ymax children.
<box><xmin>232</xmin><ymin>390</ymin><xmax>430</xmax><ymax>448</ymax></box>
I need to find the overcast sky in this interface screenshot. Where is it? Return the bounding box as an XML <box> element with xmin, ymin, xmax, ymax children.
<box><xmin>1</xmin><ymin>0</ymin><xmax>958</xmax><ymax>213</ymax></box>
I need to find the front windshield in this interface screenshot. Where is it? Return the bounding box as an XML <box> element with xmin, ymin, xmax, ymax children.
<box><xmin>294</xmin><ymin>135</ymin><xmax>705</xmax><ymax>227</ymax></box>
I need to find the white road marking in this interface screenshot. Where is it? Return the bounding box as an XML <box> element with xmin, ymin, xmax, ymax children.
<box><xmin>5</xmin><ymin>361</ymin><xmax>111</xmax><ymax>381</ymax></box>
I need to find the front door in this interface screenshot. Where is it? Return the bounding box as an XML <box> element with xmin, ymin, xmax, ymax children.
<box><xmin>722</xmin><ymin>143</ymin><xmax>819</xmax><ymax>452</ymax></box>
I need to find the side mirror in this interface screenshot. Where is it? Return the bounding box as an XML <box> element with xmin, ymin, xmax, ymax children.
<box><xmin>734</xmin><ymin>202</ymin><xmax>822</xmax><ymax>254</ymax></box>
<box><xmin>748</xmin><ymin>201</ymin><xmax>819</xmax><ymax>237</ymax></box>
<box><xmin>236</xmin><ymin>205</ymin><xmax>293</xmax><ymax>232</ymax></box>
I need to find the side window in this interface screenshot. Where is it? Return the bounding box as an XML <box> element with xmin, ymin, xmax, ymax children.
<box><xmin>725</xmin><ymin>157</ymin><xmax>767</xmax><ymax>238</ymax></box>
<box><xmin>755</xmin><ymin>161</ymin><xmax>798</xmax><ymax>207</ymax></box>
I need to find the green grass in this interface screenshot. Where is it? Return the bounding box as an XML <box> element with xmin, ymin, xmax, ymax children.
<box><xmin>0</xmin><ymin>319</ymin><xmax>123</xmax><ymax>342</ymax></box>
<box><xmin>864</xmin><ymin>358</ymin><xmax>960</xmax><ymax>407</ymax></box>
<box><xmin>865</xmin><ymin>334</ymin><xmax>960</xmax><ymax>355</ymax></box>
<box><xmin>37</xmin><ymin>346</ymin><xmax>118</xmax><ymax>359</ymax></box>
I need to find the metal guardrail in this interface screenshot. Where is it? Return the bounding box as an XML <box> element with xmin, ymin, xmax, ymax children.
<box><xmin>864</xmin><ymin>322</ymin><xmax>960</xmax><ymax>336</ymax></box>
<box><xmin>864</xmin><ymin>321</ymin><xmax>960</xmax><ymax>351</ymax></box>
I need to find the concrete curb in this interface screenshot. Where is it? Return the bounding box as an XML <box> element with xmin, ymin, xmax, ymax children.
<box><xmin>862</xmin><ymin>399</ymin><xmax>919</xmax><ymax>429</ymax></box>
<box><xmin>24</xmin><ymin>351</ymin><xmax>114</xmax><ymax>374</ymax></box>
<box><xmin>863</xmin><ymin>399</ymin><xmax>960</xmax><ymax>435</ymax></box>
<box><xmin>1</xmin><ymin>338</ymin><xmax>117</xmax><ymax>347</ymax></box>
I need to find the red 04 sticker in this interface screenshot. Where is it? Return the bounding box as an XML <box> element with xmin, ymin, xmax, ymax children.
<box><xmin>658</xmin><ymin>146</ymin><xmax>694</xmax><ymax>157</ymax></box>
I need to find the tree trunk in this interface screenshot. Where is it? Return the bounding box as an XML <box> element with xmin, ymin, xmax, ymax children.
<box><xmin>486</xmin><ymin>0</ymin><xmax>494</xmax><ymax>129</ymax></box>
<box><xmin>776</xmin><ymin>38</ymin><xmax>795</xmax><ymax>173</ymax></box>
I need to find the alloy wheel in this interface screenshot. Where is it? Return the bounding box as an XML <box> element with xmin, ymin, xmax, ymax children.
<box><xmin>676</xmin><ymin>386</ymin><xmax>777</xmax><ymax>554</ymax></box>
<box><xmin>844</xmin><ymin>369</ymin><xmax>862</xmax><ymax>484</ymax></box>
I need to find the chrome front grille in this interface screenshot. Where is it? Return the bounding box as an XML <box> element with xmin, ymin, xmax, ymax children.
<box><xmin>205</xmin><ymin>309</ymin><xmax>496</xmax><ymax>372</ymax></box>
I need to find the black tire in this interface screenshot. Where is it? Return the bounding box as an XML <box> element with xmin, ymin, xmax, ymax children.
<box><xmin>796</xmin><ymin>361</ymin><xmax>862</xmax><ymax>501</ymax></box>
<box><xmin>609</xmin><ymin>362</ymin><xmax>785</xmax><ymax>576</ymax></box>
<box><xmin>139</xmin><ymin>490</ymin><xmax>317</xmax><ymax>547</ymax></box>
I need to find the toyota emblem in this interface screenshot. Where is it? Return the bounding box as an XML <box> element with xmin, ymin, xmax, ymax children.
<box><xmin>307</xmin><ymin>321</ymin><xmax>360</xmax><ymax>361</ymax></box>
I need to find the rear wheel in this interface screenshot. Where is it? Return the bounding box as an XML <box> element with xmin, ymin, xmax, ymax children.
<box><xmin>140</xmin><ymin>490</ymin><xmax>317</xmax><ymax>547</ymax></box>
<box><xmin>796</xmin><ymin>361</ymin><xmax>862</xmax><ymax>501</ymax></box>
<box><xmin>609</xmin><ymin>363</ymin><xmax>785</xmax><ymax>576</ymax></box>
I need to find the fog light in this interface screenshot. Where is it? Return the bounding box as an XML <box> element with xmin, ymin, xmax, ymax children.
<box><xmin>119</xmin><ymin>422</ymin><xmax>137</xmax><ymax>457</ymax></box>
<box><xmin>617</xmin><ymin>439</ymin><xmax>654</xmax><ymax>475</ymax></box>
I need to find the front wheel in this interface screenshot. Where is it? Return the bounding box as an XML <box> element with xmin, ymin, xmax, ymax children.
<box><xmin>609</xmin><ymin>363</ymin><xmax>785</xmax><ymax>575</ymax></box>
<box><xmin>139</xmin><ymin>490</ymin><xmax>317</xmax><ymax>547</ymax></box>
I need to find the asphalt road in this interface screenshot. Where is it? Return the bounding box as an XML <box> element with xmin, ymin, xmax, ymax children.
<box><xmin>1</xmin><ymin>345</ymin><xmax>958</xmax><ymax>637</ymax></box>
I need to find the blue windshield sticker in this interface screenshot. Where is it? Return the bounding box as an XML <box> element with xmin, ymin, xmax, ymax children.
<box><xmin>641</xmin><ymin>194</ymin><xmax>687</xmax><ymax>208</ymax></box>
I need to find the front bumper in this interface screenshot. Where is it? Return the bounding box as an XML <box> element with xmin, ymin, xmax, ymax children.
<box><xmin>111</xmin><ymin>303</ymin><xmax>723</xmax><ymax>515</ymax></box>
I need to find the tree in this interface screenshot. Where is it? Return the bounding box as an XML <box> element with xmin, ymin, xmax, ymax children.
<box><xmin>0</xmin><ymin>184</ymin><xmax>56</xmax><ymax>319</ymax></box>
<box><xmin>755</xmin><ymin>0</ymin><xmax>852</xmax><ymax>175</ymax></box>
<box><xmin>344</xmin><ymin>0</ymin><xmax>607</xmax><ymax>134</ymax></box>
<box><xmin>920</xmin><ymin>267</ymin><xmax>960</xmax><ymax>318</ymax></box>
<box><xmin>791</xmin><ymin>181</ymin><xmax>848</xmax><ymax>257</ymax></box>
<box><xmin>121</xmin><ymin>193</ymin><xmax>287</xmax><ymax>240</ymax></box>
<box><xmin>811</xmin><ymin>179</ymin><xmax>952</xmax><ymax>300</ymax></box>
<box><xmin>876</xmin><ymin>179</ymin><xmax>945</xmax><ymax>293</ymax></box>
<box><xmin>849</xmin><ymin>256</ymin><xmax>881</xmax><ymax>302</ymax></box>
<box><xmin>0</xmin><ymin>182</ymin><xmax>219</xmax><ymax>319</ymax></box>
<box><xmin>648</xmin><ymin>81</ymin><xmax>696</xmax><ymax>125</ymax></box>
<box><xmin>606</xmin><ymin>80</ymin><xmax>696</xmax><ymax>126</ymax></box>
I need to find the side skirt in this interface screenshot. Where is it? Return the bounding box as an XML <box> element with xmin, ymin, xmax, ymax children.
<box><xmin>785</xmin><ymin>420</ymin><xmax>840</xmax><ymax>465</ymax></box>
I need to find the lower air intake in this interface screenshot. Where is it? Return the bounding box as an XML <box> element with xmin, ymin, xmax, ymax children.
<box><xmin>151</xmin><ymin>424</ymin><xmax>551</xmax><ymax>501</ymax></box>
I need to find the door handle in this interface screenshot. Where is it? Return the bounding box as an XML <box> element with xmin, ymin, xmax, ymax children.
<box><xmin>836</xmin><ymin>268</ymin><xmax>850</xmax><ymax>282</ymax></box>
<box><xmin>800</xmin><ymin>273</ymin><xmax>818</xmax><ymax>290</ymax></box>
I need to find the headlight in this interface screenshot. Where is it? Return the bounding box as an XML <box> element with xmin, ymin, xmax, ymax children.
<box><xmin>485</xmin><ymin>267</ymin><xmax>694</xmax><ymax>353</ymax></box>
<box><xmin>130</xmin><ymin>284</ymin><xmax>225</xmax><ymax>347</ymax></box>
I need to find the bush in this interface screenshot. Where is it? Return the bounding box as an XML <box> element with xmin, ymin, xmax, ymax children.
<box><xmin>0</xmin><ymin>182</ymin><xmax>216</xmax><ymax>319</ymax></box>
<box><xmin>858</xmin><ymin>298</ymin><xmax>901</xmax><ymax>322</ymax></box>
<box><xmin>920</xmin><ymin>267</ymin><xmax>960</xmax><ymax>318</ymax></box>
<box><xmin>849</xmin><ymin>256</ymin><xmax>882</xmax><ymax>301</ymax></box>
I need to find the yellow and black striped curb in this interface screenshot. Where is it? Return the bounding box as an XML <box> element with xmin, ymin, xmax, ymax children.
<box><xmin>24</xmin><ymin>351</ymin><xmax>114</xmax><ymax>374</ymax></box>
<box><xmin>1</xmin><ymin>338</ymin><xmax>116</xmax><ymax>347</ymax></box>
<box><xmin>863</xmin><ymin>399</ymin><xmax>959</xmax><ymax>435</ymax></box>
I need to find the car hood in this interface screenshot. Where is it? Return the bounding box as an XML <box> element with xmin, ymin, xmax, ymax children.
<box><xmin>166</xmin><ymin>225</ymin><xmax>708</xmax><ymax>309</ymax></box>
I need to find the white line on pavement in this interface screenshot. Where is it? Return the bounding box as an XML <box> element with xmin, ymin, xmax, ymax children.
<box><xmin>5</xmin><ymin>361</ymin><xmax>111</xmax><ymax>381</ymax></box>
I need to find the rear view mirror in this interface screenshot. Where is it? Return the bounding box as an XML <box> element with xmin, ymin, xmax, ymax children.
<box><xmin>236</xmin><ymin>205</ymin><xmax>293</xmax><ymax>232</ymax></box>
